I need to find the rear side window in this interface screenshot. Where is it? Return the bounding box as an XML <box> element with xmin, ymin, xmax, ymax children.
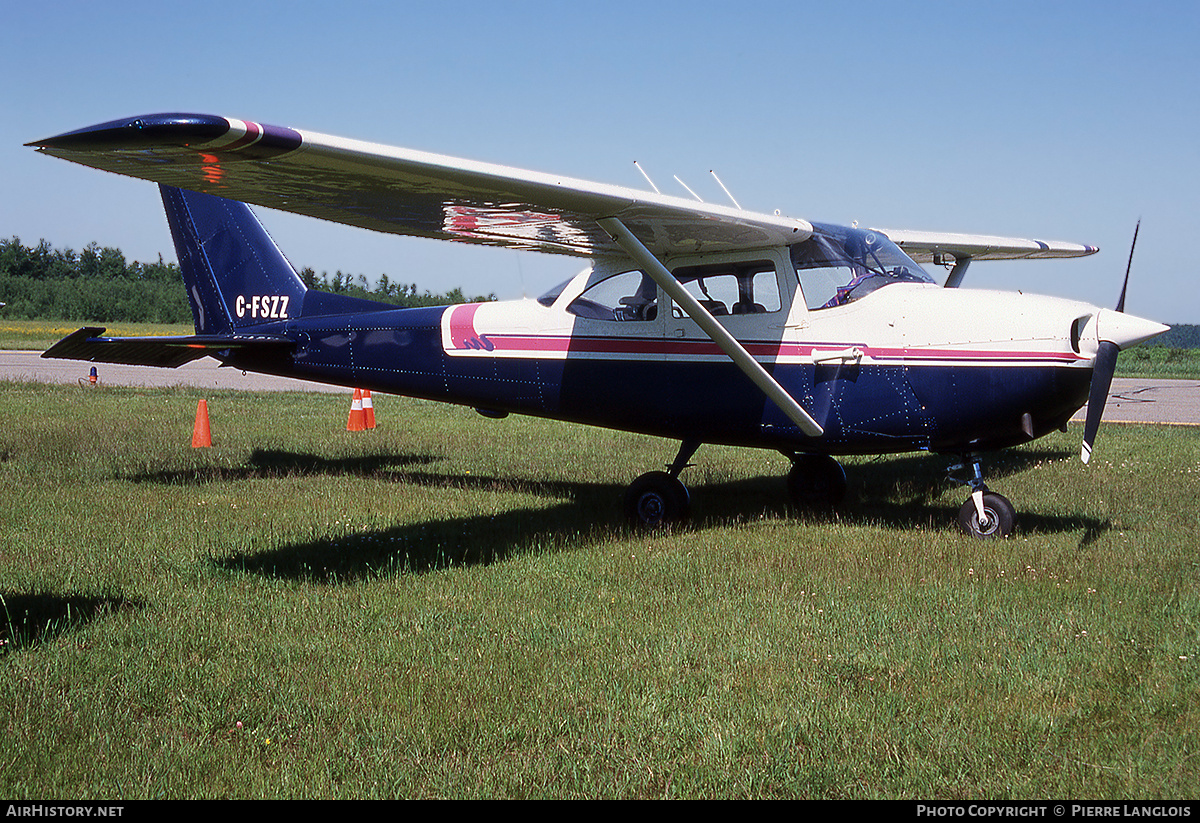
<box><xmin>670</xmin><ymin>260</ymin><xmax>781</xmax><ymax>317</ymax></box>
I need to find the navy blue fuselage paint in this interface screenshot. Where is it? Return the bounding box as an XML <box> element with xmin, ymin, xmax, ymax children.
<box><xmin>220</xmin><ymin>313</ymin><xmax>1088</xmax><ymax>456</ymax></box>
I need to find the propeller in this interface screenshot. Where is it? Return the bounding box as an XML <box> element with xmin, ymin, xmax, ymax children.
<box><xmin>1080</xmin><ymin>337</ymin><xmax>1119</xmax><ymax>464</ymax></box>
<box><xmin>1115</xmin><ymin>219</ymin><xmax>1138</xmax><ymax>314</ymax></box>
<box><xmin>1080</xmin><ymin>220</ymin><xmax>1148</xmax><ymax>464</ymax></box>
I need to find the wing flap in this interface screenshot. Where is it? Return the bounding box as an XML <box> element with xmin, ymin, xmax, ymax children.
<box><xmin>29</xmin><ymin>113</ymin><xmax>813</xmax><ymax>257</ymax></box>
<box><xmin>42</xmin><ymin>327</ymin><xmax>293</xmax><ymax>368</ymax></box>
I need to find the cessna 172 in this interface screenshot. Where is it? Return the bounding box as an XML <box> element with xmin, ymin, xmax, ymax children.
<box><xmin>29</xmin><ymin>113</ymin><xmax>1168</xmax><ymax>538</ymax></box>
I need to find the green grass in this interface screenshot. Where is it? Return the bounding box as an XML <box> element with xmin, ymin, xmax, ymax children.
<box><xmin>0</xmin><ymin>381</ymin><xmax>1197</xmax><ymax>798</ymax></box>
<box><xmin>1118</xmin><ymin>346</ymin><xmax>1200</xmax><ymax>379</ymax></box>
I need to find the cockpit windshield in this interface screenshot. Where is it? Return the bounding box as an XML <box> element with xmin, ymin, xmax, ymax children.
<box><xmin>791</xmin><ymin>223</ymin><xmax>934</xmax><ymax>310</ymax></box>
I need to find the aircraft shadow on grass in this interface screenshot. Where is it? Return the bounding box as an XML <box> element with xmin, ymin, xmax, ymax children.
<box><xmin>163</xmin><ymin>446</ymin><xmax>1113</xmax><ymax>584</ymax></box>
<box><xmin>125</xmin><ymin>448</ymin><xmax>444</xmax><ymax>485</ymax></box>
<box><xmin>0</xmin><ymin>591</ymin><xmax>142</xmax><ymax>653</ymax></box>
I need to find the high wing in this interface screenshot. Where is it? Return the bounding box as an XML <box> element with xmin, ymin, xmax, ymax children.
<box><xmin>28</xmin><ymin>114</ymin><xmax>1099</xmax><ymax>265</ymax></box>
<box><xmin>27</xmin><ymin>113</ymin><xmax>813</xmax><ymax>258</ymax></box>
<box><xmin>877</xmin><ymin>228</ymin><xmax>1098</xmax><ymax>263</ymax></box>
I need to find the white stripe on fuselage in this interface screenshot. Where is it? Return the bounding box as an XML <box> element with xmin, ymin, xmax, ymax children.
<box><xmin>438</xmin><ymin>286</ymin><xmax>1097</xmax><ymax>369</ymax></box>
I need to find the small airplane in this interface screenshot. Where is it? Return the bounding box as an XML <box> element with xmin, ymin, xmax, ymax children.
<box><xmin>29</xmin><ymin>113</ymin><xmax>1168</xmax><ymax>538</ymax></box>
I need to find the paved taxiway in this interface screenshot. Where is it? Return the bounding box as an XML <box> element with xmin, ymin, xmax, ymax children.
<box><xmin>1067</xmin><ymin>377</ymin><xmax>1200</xmax><ymax>427</ymax></box>
<box><xmin>2</xmin><ymin>350</ymin><xmax>1197</xmax><ymax>425</ymax></box>
<box><xmin>0</xmin><ymin>350</ymin><xmax>344</xmax><ymax>393</ymax></box>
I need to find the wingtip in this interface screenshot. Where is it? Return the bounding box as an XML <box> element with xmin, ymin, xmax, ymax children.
<box><xmin>27</xmin><ymin>113</ymin><xmax>231</xmax><ymax>152</ymax></box>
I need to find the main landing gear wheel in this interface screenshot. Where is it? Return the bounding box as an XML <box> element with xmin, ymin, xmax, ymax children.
<box><xmin>957</xmin><ymin>490</ymin><xmax>1015</xmax><ymax>539</ymax></box>
<box><xmin>624</xmin><ymin>471</ymin><xmax>691</xmax><ymax>529</ymax></box>
<box><xmin>786</xmin><ymin>454</ymin><xmax>847</xmax><ymax>510</ymax></box>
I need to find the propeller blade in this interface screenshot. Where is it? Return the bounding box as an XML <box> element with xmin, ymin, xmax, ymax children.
<box><xmin>1081</xmin><ymin>340</ymin><xmax>1119</xmax><ymax>464</ymax></box>
<box><xmin>1082</xmin><ymin>220</ymin><xmax>1145</xmax><ymax>464</ymax></box>
<box><xmin>1115</xmin><ymin>219</ymin><xmax>1139</xmax><ymax>314</ymax></box>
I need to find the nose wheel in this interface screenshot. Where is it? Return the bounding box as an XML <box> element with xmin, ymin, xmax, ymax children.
<box><xmin>957</xmin><ymin>490</ymin><xmax>1016</xmax><ymax>539</ymax></box>
<box><xmin>949</xmin><ymin>456</ymin><xmax>1016</xmax><ymax>539</ymax></box>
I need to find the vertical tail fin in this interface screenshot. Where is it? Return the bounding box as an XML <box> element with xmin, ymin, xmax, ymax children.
<box><xmin>160</xmin><ymin>184</ymin><xmax>308</xmax><ymax>335</ymax></box>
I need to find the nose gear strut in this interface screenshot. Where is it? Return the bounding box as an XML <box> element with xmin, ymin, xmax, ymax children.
<box><xmin>947</xmin><ymin>454</ymin><xmax>1016</xmax><ymax>539</ymax></box>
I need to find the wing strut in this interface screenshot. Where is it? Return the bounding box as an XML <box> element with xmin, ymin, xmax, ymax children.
<box><xmin>944</xmin><ymin>256</ymin><xmax>972</xmax><ymax>288</ymax></box>
<box><xmin>596</xmin><ymin>216</ymin><xmax>824</xmax><ymax>437</ymax></box>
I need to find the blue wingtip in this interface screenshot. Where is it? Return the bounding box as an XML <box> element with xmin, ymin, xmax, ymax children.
<box><xmin>27</xmin><ymin>113</ymin><xmax>232</xmax><ymax>150</ymax></box>
<box><xmin>27</xmin><ymin>113</ymin><xmax>304</xmax><ymax>160</ymax></box>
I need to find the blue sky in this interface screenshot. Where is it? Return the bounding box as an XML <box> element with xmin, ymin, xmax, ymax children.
<box><xmin>4</xmin><ymin>0</ymin><xmax>1197</xmax><ymax>322</ymax></box>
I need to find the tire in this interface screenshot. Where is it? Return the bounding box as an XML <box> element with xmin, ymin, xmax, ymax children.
<box><xmin>958</xmin><ymin>491</ymin><xmax>1016</xmax><ymax>539</ymax></box>
<box><xmin>786</xmin><ymin>454</ymin><xmax>847</xmax><ymax>510</ymax></box>
<box><xmin>624</xmin><ymin>471</ymin><xmax>690</xmax><ymax>528</ymax></box>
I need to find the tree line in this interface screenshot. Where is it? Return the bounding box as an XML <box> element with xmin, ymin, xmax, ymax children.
<box><xmin>1152</xmin><ymin>324</ymin><xmax>1200</xmax><ymax>349</ymax></box>
<box><xmin>0</xmin><ymin>237</ymin><xmax>495</xmax><ymax>323</ymax></box>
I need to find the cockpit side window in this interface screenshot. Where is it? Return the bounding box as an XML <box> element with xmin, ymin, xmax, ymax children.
<box><xmin>791</xmin><ymin>225</ymin><xmax>934</xmax><ymax>310</ymax></box>
<box><xmin>565</xmin><ymin>269</ymin><xmax>659</xmax><ymax>321</ymax></box>
<box><xmin>669</xmin><ymin>260</ymin><xmax>782</xmax><ymax>318</ymax></box>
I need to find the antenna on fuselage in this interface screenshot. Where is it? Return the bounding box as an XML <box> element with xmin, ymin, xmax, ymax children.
<box><xmin>633</xmin><ymin>161</ymin><xmax>661</xmax><ymax>194</ymax></box>
<box><xmin>710</xmin><ymin>170</ymin><xmax>742</xmax><ymax>210</ymax></box>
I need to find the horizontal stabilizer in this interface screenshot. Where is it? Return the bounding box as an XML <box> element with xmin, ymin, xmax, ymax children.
<box><xmin>42</xmin><ymin>327</ymin><xmax>292</xmax><ymax>368</ymax></box>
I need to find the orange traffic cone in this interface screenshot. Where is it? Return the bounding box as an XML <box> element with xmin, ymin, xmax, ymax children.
<box><xmin>346</xmin><ymin>388</ymin><xmax>366</xmax><ymax>431</ymax></box>
<box><xmin>192</xmin><ymin>399</ymin><xmax>212</xmax><ymax>448</ymax></box>
<box><xmin>362</xmin><ymin>390</ymin><xmax>376</xmax><ymax>429</ymax></box>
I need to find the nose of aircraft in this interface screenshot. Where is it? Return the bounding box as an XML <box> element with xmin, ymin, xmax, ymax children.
<box><xmin>1077</xmin><ymin>307</ymin><xmax>1169</xmax><ymax>464</ymax></box>
<box><xmin>1093</xmin><ymin>308</ymin><xmax>1170</xmax><ymax>350</ymax></box>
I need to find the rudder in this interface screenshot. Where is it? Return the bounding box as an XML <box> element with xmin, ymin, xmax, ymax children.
<box><xmin>160</xmin><ymin>184</ymin><xmax>308</xmax><ymax>335</ymax></box>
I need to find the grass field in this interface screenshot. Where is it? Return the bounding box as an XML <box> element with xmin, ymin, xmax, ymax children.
<box><xmin>0</xmin><ymin>319</ymin><xmax>193</xmax><ymax>352</ymax></box>
<box><xmin>1115</xmin><ymin>346</ymin><xmax>1200</xmax><ymax>380</ymax></box>
<box><xmin>0</xmin><ymin>381</ymin><xmax>1197</xmax><ymax>799</ymax></box>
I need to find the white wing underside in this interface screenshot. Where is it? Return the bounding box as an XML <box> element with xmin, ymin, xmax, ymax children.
<box><xmin>29</xmin><ymin>114</ymin><xmax>1097</xmax><ymax>263</ymax></box>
